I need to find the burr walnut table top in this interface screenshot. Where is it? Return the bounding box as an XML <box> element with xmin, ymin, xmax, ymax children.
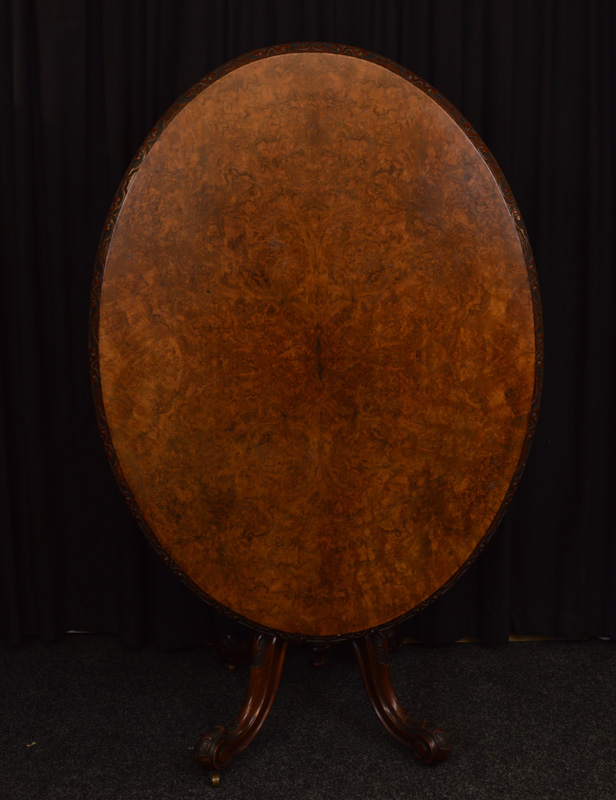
<box><xmin>92</xmin><ymin>45</ymin><xmax>542</xmax><ymax>639</ymax></box>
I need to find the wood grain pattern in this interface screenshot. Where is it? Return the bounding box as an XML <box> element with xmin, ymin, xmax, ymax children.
<box><xmin>95</xmin><ymin>47</ymin><xmax>540</xmax><ymax>638</ymax></box>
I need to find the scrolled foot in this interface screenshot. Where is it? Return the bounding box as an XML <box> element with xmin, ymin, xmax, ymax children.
<box><xmin>194</xmin><ymin>725</ymin><xmax>234</xmax><ymax>772</ymax></box>
<box><xmin>407</xmin><ymin>720</ymin><xmax>451</xmax><ymax>765</ymax></box>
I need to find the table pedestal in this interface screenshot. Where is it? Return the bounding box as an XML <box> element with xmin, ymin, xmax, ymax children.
<box><xmin>195</xmin><ymin>632</ymin><xmax>450</xmax><ymax>785</ymax></box>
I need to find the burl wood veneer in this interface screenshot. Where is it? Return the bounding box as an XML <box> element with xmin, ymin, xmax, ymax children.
<box><xmin>92</xmin><ymin>45</ymin><xmax>541</xmax><ymax>640</ymax></box>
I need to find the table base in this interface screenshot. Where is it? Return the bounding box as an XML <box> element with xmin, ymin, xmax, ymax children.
<box><xmin>194</xmin><ymin>631</ymin><xmax>450</xmax><ymax>785</ymax></box>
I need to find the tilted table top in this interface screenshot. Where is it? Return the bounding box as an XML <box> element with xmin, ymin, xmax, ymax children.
<box><xmin>92</xmin><ymin>44</ymin><xmax>542</xmax><ymax>640</ymax></box>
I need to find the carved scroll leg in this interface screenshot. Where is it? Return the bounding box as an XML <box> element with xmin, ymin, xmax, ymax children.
<box><xmin>195</xmin><ymin>633</ymin><xmax>288</xmax><ymax>783</ymax></box>
<box><xmin>352</xmin><ymin>632</ymin><xmax>450</xmax><ymax>765</ymax></box>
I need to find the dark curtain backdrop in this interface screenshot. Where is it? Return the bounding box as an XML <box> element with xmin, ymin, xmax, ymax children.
<box><xmin>1</xmin><ymin>0</ymin><xmax>614</xmax><ymax>648</ymax></box>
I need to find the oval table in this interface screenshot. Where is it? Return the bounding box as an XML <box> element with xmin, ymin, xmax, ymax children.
<box><xmin>90</xmin><ymin>43</ymin><xmax>542</xmax><ymax>782</ymax></box>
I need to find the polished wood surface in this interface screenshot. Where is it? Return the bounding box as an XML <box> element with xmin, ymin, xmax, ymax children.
<box><xmin>94</xmin><ymin>46</ymin><xmax>540</xmax><ymax>638</ymax></box>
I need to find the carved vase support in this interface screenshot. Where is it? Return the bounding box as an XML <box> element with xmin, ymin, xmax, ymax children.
<box><xmin>195</xmin><ymin>633</ymin><xmax>288</xmax><ymax>779</ymax></box>
<box><xmin>352</xmin><ymin>632</ymin><xmax>451</xmax><ymax>765</ymax></box>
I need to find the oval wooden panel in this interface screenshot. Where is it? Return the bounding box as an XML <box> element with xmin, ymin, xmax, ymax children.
<box><xmin>91</xmin><ymin>44</ymin><xmax>542</xmax><ymax>639</ymax></box>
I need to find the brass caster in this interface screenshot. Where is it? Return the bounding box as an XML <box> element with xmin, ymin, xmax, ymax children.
<box><xmin>210</xmin><ymin>771</ymin><xmax>221</xmax><ymax>787</ymax></box>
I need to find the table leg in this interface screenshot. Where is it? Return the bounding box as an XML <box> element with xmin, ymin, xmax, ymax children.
<box><xmin>195</xmin><ymin>633</ymin><xmax>287</xmax><ymax>783</ymax></box>
<box><xmin>352</xmin><ymin>631</ymin><xmax>450</xmax><ymax>765</ymax></box>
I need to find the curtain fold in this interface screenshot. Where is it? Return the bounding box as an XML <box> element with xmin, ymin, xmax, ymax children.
<box><xmin>1</xmin><ymin>0</ymin><xmax>614</xmax><ymax>647</ymax></box>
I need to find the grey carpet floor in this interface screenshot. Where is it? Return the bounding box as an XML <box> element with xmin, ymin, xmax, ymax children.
<box><xmin>1</xmin><ymin>636</ymin><xmax>614</xmax><ymax>799</ymax></box>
